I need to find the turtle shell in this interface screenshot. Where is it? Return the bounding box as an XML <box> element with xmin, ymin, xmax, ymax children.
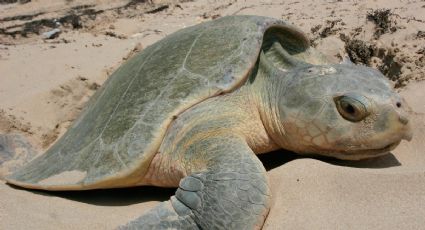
<box><xmin>7</xmin><ymin>15</ymin><xmax>327</xmax><ymax>190</ymax></box>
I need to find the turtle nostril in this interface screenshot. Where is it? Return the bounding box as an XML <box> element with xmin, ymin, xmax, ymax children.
<box><xmin>396</xmin><ymin>102</ymin><xmax>402</xmax><ymax>108</ymax></box>
<box><xmin>399</xmin><ymin>115</ymin><xmax>409</xmax><ymax>125</ymax></box>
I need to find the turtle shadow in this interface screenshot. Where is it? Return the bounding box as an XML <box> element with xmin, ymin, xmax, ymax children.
<box><xmin>7</xmin><ymin>183</ymin><xmax>174</xmax><ymax>206</ymax></box>
<box><xmin>6</xmin><ymin>149</ymin><xmax>400</xmax><ymax>207</ymax></box>
<box><xmin>259</xmin><ymin>149</ymin><xmax>401</xmax><ymax>171</ymax></box>
<box><xmin>258</xmin><ymin>149</ymin><xmax>299</xmax><ymax>171</ymax></box>
<box><xmin>55</xmin><ymin>186</ymin><xmax>175</xmax><ymax>206</ymax></box>
<box><xmin>319</xmin><ymin>152</ymin><xmax>401</xmax><ymax>168</ymax></box>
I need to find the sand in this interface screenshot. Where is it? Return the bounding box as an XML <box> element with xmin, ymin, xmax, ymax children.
<box><xmin>0</xmin><ymin>0</ymin><xmax>424</xmax><ymax>229</ymax></box>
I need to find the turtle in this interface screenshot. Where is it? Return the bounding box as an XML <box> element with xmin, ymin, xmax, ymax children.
<box><xmin>5</xmin><ymin>15</ymin><xmax>412</xmax><ymax>229</ymax></box>
<box><xmin>0</xmin><ymin>133</ymin><xmax>37</xmax><ymax>179</ymax></box>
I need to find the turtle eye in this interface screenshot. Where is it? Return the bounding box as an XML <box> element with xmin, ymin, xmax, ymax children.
<box><xmin>334</xmin><ymin>94</ymin><xmax>370</xmax><ymax>122</ymax></box>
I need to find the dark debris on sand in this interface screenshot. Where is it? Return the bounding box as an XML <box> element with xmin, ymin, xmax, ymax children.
<box><xmin>0</xmin><ymin>7</ymin><xmax>104</xmax><ymax>38</ymax></box>
<box><xmin>0</xmin><ymin>0</ymin><xmax>30</xmax><ymax>4</ymax></box>
<box><xmin>417</xmin><ymin>31</ymin><xmax>425</xmax><ymax>39</ymax></box>
<box><xmin>340</xmin><ymin>34</ymin><xmax>405</xmax><ymax>87</ymax></box>
<box><xmin>342</xmin><ymin>38</ymin><xmax>374</xmax><ymax>65</ymax></box>
<box><xmin>366</xmin><ymin>9</ymin><xmax>397</xmax><ymax>38</ymax></box>
<box><xmin>309</xmin><ymin>19</ymin><xmax>344</xmax><ymax>46</ymax></box>
<box><xmin>0</xmin><ymin>0</ymin><xmax>173</xmax><ymax>39</ymax></box>
<box><xmin>0</xmin><ymin>12</ymin><xmax>44</xmax><ymax>22</ymax></box>
<box><xmin>319</xmin><ymin>19</ymin><xmax>343</xmax><ymax>38</ymax></box>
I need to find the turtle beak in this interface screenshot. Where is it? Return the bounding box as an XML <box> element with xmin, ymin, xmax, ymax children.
<box><xmin>398</xmin><ymin>110</ymin><xmax>413</xmax><ymax>141</ymax></box>
<box><xmin>402</xmin><ymin>125</ymin><xmax>413</xmax><ymax>141</ymax></box>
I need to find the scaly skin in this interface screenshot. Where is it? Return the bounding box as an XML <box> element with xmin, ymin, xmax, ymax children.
<box><xmin>123</xmin><ymin>58</ymin><xmax>281</xmax><ymax>229</ymax></box>
<box><xmin>7</xmin><ymin>16</ymin><xmax>303</xmax><ymax>190</ymax></box>
<box><xmin>254</xmin><ymin>52</ymin><xmax>412</xmax><ymax>160</ymax></box>
<box><xmin>142</xmin><ymin>86</ymin><xmax>278</xmax><ymax>187</ymax></box>
<box><xmin>4</xmin><ymin>16</ymin><xmax>413</xmax><ymax>230</ymax></box>
<box><xmin>123</xmin><ymin>50</ymin><xmax>412</xmax><ymax>229</ymax></box>
<box><xmin>122</xmin><ymin>136</ymin><xmax>271</xmax><ymax>230</ymax></box>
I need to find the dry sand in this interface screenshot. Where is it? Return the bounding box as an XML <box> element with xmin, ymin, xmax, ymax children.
<box><xmin>0</xmin><ymin>0</ymin><xmax>424</xmax><ymax>229</ymax></box>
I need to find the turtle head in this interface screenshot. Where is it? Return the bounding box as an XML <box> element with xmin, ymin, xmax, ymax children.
<box><xmin>265</xmin><ymin>64</ymin><xmax>412</xmax><ymax>160</ymax></box>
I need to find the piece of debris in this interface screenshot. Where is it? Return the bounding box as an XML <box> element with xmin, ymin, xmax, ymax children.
<box><xmin>145</xmin><ymin>5</ymin><xmax>169</xmax><ymax>14</ymax></box>
<box><xmin>319</xmin><ymin>19</ymin><xmax>342</xmax><ymax>38</ymax></box>
<box><xmin>77</xmin><ymin>76</ymin><xmax>88</xmax><ymax>81</ymax></box>
<box><xmin>351</xmin><ymin>26</ymin><xmax>363</xmax><ymax>37</ymax></box>
<box><xmin>124</xmin><ymin>0</ymin><xmax>149</xmax><ymax>9</ymax></box>
<box><xmin>0</xmin><ymin>7</ymin><xmax>103</xmax><ymax>38</ymax></box>
<box><xmin>378</xmin><ymin>50</ymin><xmax>402</xmax><ymax>81</ymax></box>
<box><xmin>341</xmin><ymin>35</ymin><xmax>406</xmax><ymax>86</ymax></box>
<box><xmin>69</xmin><ymin>4</ymin><xmax>95</xmax><ymax>12</ymax></box>
<box><xmin>91</xmin><ymin>43</ymin><xmax>102</xmax><ymax>47</ymax></box>
<box><xmin>59</xmin><ymin>14</ymin><xmax>83</xmax><ymax>29</ymax></box>
<box><xmin>309</xmin><ymin>20</ymin><xmax>343</xmax><ymax>47</ymax></box>
<box><xmin>310</xmin><ymin>25</ymin><xmax>322</xmax><ymax>34</ymax></box>
<box><xmin>104</xmin><ymin>31</ymin><xmax>127</xmax><ymax>39</ymax></box>
<box><xmin>417</xmin><ymin>31</ymin><xmax>425</xmax><ymax>39</ymax></box>
<box><xmin>366</xmin><ymin>9</ymin><xmax>396</xmax><ymax>38</ymax></box>
<box><xmin>201</xmin><ymin>12</ymin><xmax>221</xmax><ymax>20</ymax></box>
<box><xmin>344</xmin><ymin>38</ymin><xmax>373</xmax><ymax>65</ymax></box>
<box><xmin>0</xmin><ymin>12</ymin><xmax>45</xmax><ymax>22</ymax></box>
<box><xmin>0</xmin><ymin>0</ymin><xmax>30</xmax><ymax>4</ymax></box>
<box><xmin>42</xmin><ymin>28</ymin><xmax>61</xmax><ymax>39</ymax></box>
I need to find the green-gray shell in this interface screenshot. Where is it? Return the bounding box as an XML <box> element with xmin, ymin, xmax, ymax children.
<box><xmin>7</xmin><ymin>15</ymin><xmax>324</xmax><ymax>190</ymax></box>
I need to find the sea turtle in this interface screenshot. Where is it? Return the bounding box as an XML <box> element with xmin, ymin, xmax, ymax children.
<box><xmin>0</xmin><ymin>134</ymin><xmax>37</xmax><ymax>179</ymax></box>
<box><xmin>6</xmin><ymin>15</ymin><xmax>412</xmax><ymax>229</ymax></box>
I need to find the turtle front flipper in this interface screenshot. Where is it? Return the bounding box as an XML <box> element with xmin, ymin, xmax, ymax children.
<box><xmin>120</xmin><ymin>136</ymin><xmax>271</xmax><ymax>229</ymax></box>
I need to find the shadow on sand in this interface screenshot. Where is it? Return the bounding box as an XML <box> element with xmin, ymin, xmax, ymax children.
<box><xmin>258</xmin><ymin>149</ymin><xmax>401</xmax><ymax>171</ymax></box>
<box><xmin>7</xmin><ymin>183</ymin><xmax>175</xmax><ymax>206</ymax></box>
<box><xmin>6</xmin><ymin>149</ymin><xmax>400</xmax><ymax>207</ymax></box>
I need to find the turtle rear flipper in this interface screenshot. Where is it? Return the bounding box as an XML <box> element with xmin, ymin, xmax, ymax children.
<box><xmin>0</xmin><ymin>133</ymin><xmax>37</xmax><ymax>179</ymax></box>
<box><xmin>120</xmin><ymin>136</ymin><xmax>270</xmax><ymax>229</ymax></box>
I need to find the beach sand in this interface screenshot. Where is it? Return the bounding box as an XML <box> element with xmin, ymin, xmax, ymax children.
<box><xmin>1</xmin><ymin>0</ymin><xmax>424</xmax><ymax>229</ymax></box>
